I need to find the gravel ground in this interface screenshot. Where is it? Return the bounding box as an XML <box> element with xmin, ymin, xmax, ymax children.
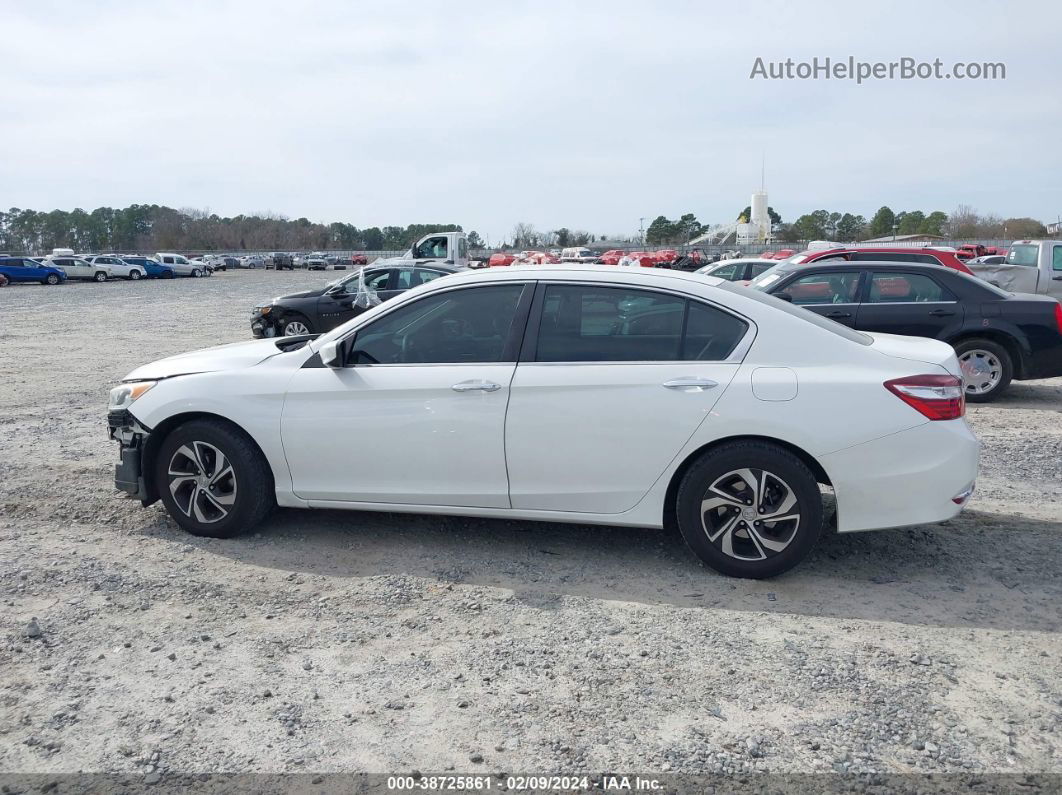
<box><xmin>1</xmin><ymin>270</ymin><xmax>1060</xmax><ymax>784</ymax></box>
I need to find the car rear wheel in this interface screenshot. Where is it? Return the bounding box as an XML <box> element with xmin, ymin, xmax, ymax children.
<box><xmin>94</xmin><ymin>271</ymin><xmax>107</xmax><ymax>282</ymax></box>
<box><xmin>155</xmin><ymin>419</ymin><xmax>275</xmax><ymax>538</ymax></box>
<box><xmin>955</xmin><ymin>338</ymin><xmax>1012</xmax><ymax>402</ymax></box>
<box><xmin>282</xmin><ymin>315</ymin><xmax>313</xmax><ymax>336</ymax></box>
<box><xmin>675</xmin><ymin>441</ymin><xmax>824</xmax><ymax>579</ymax></box>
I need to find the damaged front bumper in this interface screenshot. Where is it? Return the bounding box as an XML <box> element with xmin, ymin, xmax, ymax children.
<box><xmin>108</xmin><ymin>408</ymin><xmax>152</xmax><ymax>502</ymax></box>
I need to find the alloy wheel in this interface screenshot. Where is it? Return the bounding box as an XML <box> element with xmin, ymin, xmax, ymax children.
<box><xmin>167</xmin><ymin>442</ymin><xmax>237</xmax><ymax>524</ymax></box>
<box><xmin>284</xmin><ymin>320</ymin><xmax>310</xmax><ymax>336</ymax></box>
<box><xmin>700</xmin><ymin>468</ymin><xmax>801</xmax><ymax>561</ymax></box>
<box><xmin>959</xmin><ymin>349</ymin><xmax>1002</xmax><ymax>395</ymax></box>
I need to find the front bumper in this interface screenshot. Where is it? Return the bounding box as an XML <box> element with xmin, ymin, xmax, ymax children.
<box><xmin>108</xmin><ymin>409</ymin><xmax>151</xmax><ymax>502</ymax></box>
<box><xmin>251</xmin><ymin>311</ymin><xmax>280</xmax><ymax>338</ymax></box>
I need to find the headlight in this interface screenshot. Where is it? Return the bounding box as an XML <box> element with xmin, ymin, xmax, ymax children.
<box><xmin>256</xmin><ymin>305</ymin><xmax>272</xmax><ymax>315</ymax></box>
<box><xmin>109</xmin><ymin>381</ymin><xmax>157</xmax><ymax>410</ymax></box>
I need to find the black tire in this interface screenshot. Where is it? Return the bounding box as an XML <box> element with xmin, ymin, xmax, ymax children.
<box><xmin>675</xmin><ymin>441</ymin><xmax>823</xmax><ymax>579</ymax></box>
<box><xmin>191</xmin><ymin>268</ymin><xmax>202</xmax><ymax>278</ymax></box>
<box><xmin>154</xmin><ymin>419</ymin><xmax>275</xmax><ymax>538</ymax></box>
<box><xmin>94</xmin><ymin>271</ymin><xmax>107</xmax><ymax>282</ymax></box>
<box><xmin>163</xmin><ymin>270</ymin><xmax>175</xmax><ymax>279</ymax></box>
<box><xmin>953</xmin><ymin>337</ymin><xmax>1013</xmax><ymax>403</ymax></box>
<box><xmin>45</xmin><ymin>274</ymin><xmax>60</xmax><ymax>285</ymax></box>
<box><xmin>281</xmin><ymin>313</ymin><xmax>314</xmax><ymax>336</ymax></box>
<box><xmin>129</xmin><ymin>270</ymin><xmax>142</xmax><ymax>281</ymax></box>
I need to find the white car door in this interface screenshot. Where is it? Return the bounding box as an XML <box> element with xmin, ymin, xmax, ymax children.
<box><xmin>281</xmin><ymin>282</ymin><xmax>531</xmax><ymax>507</ymax></box>
<box><xmin>505</xmin><ymin>282</ymin><xmax>752</xmax><ymax>514</ymax></box>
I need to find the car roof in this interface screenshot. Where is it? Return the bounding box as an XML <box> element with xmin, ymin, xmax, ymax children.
<box><xmin>438</xmin><ymin>263</ymin><xmax>724</xmax><ymax>288</ymax></box>
<box><xmin>709</xmin><ymin>258</ymin><xmax>776</xmax><ymax>265</ymax></box>
<box><xmin>772</xmin><ymin>260</ymin><xmax>958</xmax><ymax>274</ymax></box>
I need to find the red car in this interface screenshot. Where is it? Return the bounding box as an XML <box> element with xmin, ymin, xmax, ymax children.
<box><xmin>789</xmin><ymin>247</ymin><xmax>973</xmax><ymax>275</ymax></box>
<box><xmin>597</xmin><ymin>249</ymin><xmax>626</xmax><ymax>265</ymax></box>
<box><xmin>350</xmin><ymin>253</ymin><xmax>368</xmax><ymax>266</ymax></box>
<box><xmin>488</xmin><ymin>252</ymin><xmax>516</xmax><ymax>267</ymax></box>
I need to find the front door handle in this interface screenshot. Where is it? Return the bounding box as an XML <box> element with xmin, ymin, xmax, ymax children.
<box><xmin>825</xmin><ymin>310</ymin><xmax>851</xmax><ymax>318</ymax></box>
<box><xmin>663</xmin><ymin>377</ymin><xmax>718</xmax><ymax>391</ymax></box>
<box><xmin>452</xmin><ymin>380</ymin><xmax>501</xmax><ymax>393</ymax></box>
<box><xmin>929</xmin><ymin>309</ymin><xmax>956</xmax><ymax>317</ymax></box>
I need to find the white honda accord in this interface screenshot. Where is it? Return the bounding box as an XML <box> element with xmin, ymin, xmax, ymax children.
<box><xmin>108</xmin><ymin>266</ymin><xmax>979</xmax><ymax>578</ymax></box>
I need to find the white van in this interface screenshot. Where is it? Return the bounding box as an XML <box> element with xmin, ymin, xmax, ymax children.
<box><xmin>561</xmin><ymin>247</ymin><xmax>597</xmax><ymax>263</ymax></box>
<box><xmin>154</xmin><ymin>253</ymin><xmax>204</xmax><ymax>277</ymax></box>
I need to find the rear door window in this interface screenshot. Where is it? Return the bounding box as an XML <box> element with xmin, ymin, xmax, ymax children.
<box><xmin>867</xmin><ymin>272</ymin><xmax>955</xmax><ymax>303</ymax></box>
<box><xmin>533</xmin><ymin>285</ymin><xmax>747</xmax><ymax>362</ymax></box>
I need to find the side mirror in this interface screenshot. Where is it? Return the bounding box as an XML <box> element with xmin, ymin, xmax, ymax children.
<box><xmin>319</xmin><ymin>340</ymin><xmax>343</xmax><ymax>368</ymax></box>
<box><xmin>776</xmin><ymin>292</ymin><xmax>794</xmax><ymax>303</ymax></box>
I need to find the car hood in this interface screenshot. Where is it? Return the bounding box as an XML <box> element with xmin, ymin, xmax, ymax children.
<box><xmin>277</xmin><ymin>288</ymin><xmax>325</xmax><ymax>301</ymax></box>
<box><xmin>123</xmin><ymin>339</ymin><xmax>286</xmax><ymax>381</ymax></box>
<box><xmin>866</xmin><ymin>332</ymin><xmax>961</xmax><ymax>378</ymax></box>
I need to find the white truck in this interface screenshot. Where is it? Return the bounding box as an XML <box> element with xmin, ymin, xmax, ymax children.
<box><xmin>967</xmin><ymin>240</ymin><xmax>1062</xmax><ymax>300</ymax></box>
<box><xmin>373</xmin><ymin>231</ymin><xmax>472</xmax><ymax>269</ymax></box>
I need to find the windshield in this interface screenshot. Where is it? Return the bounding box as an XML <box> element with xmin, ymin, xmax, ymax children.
<box><xmin>1006</xmin><ymin>245</ymin><xmax>1039</xmax><ymax>267</ymax></box>
<box><xmin>748</xmin><ymin>264</ymin><xmax>788</xmax><ymax>288</ymax></box>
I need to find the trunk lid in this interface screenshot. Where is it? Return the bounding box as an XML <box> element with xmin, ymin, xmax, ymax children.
<box><xmin>866</xmin><ymin>332</ymin><xmax>962</xmax><ymax>378</ymax></box>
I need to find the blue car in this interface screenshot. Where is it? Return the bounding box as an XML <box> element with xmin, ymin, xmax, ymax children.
<box><xmin>118</xmin><ymin>255</ymin><xmax>175</xmax><ymax>279</ymax></box>
<box><xmin>0</xmin><ymin>256</ymin><xmax>67</xmax><ymax>285</ymax></box>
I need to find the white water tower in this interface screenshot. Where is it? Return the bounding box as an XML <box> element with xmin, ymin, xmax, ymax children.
<box><xmin>737</xmin><ymin>190</ymin><xmax>772</xmax><ymax>244</ymax></box>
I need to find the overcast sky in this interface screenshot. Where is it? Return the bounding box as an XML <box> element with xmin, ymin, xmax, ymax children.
<box><xmin>3</xmin><ymin>0</ymin><xmax>1059</xmax><ymax>241</ymax></box>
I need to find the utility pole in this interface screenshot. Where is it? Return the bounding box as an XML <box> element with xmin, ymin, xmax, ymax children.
<box><xmin>639</xmin><ymin>217</ymin><xmax>646</xmax><ymax>247</ymax></box>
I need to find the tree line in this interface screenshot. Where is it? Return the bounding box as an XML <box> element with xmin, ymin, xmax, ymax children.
<box><xmin>778</xmin><ymin>206</ymin><xmax>1048</xmax><ymax>243</ymax></box>
<box><xmin>0</xmin><ymin>205</ymin><xmax>478</xmax><ymax>254</ymax></box>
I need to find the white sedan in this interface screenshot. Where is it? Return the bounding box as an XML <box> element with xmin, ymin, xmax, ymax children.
<box><xmin>107</xmin><ymin>266</ymin><xmax>979</xmax><ymax>578</ymax></box>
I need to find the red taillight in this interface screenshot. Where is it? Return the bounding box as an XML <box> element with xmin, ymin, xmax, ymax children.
<box><xmin>884</xmin><ymin>375</ymin><xmax>965</xmax><ymax>421</ymax></box>
<box><xmin>1054</xmin><ymin>302</ymin><xmax>1062</xmax><ymax>336</ymax></box>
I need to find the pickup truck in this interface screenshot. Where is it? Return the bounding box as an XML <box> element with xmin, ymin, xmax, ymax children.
<box><xmin>967</xmin><ymin>240</ymin><xmax>1062</xmax><ymax>301</ymax></box>
<box><xmin>373</xmin><ymin>231</ymin><xmax>471</xmax><ymax>269</ymax></box>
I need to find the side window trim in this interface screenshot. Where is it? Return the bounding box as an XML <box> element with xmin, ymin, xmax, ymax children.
<box><xmin>866</xmin><ymin>270</ymin><xmax>957</xmax><ymax>304</ymax></box>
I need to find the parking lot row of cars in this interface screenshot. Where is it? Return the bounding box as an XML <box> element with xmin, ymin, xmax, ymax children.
<box><xmin>0</xmin><ymin>249</ymin><xmax>375</xmax><ymax>286</ymax></box>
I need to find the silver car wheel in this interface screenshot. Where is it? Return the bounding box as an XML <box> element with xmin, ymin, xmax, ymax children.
<box><xmin>284</xmin><ymin>320</ymin><xmax>310</xmax><ymax>336</ymax></box>
<box><xmin>959</xmin><ymin>349</ymin><xmax>1002</xmax><ymax>395</ymax></box>
<box><xmin>700</xmin><ymin>468</ymin><xmax>801</xmax><ymax>561</ymax></box>
<box><xmin>167</xmin><ymin>442</ymin><xmax>237</xmax><ymax>524</ymax></box>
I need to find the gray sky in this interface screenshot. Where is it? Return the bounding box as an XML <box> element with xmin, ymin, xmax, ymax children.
<box><xmin>3</xmin><ymin>0</ymin><xmax>1059</xmax><ymax>241</ymax></box>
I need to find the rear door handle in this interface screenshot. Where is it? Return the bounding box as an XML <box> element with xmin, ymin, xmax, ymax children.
<box><xmin>929</xmin><ymin>309</ymin><xmax>956</xmax><ymax>317</ymax></box>
<box><xmin>1053</xmin><ymin>276</ymin><xmax>1062</xmax><ymax>281</ymax></box>
<box><xmin>663</xmin><ymin>377</ymin><xmax>718</xmax><ymax>391</ymax></box>
<box><xmin>825</xmin><ymin>310</ymin><xmax>851</xmax><ymax>318</ymax></box>
<box><xmin>451</xmin><ymin>380</ymin><xmax>501</xmax><ymax>393</ymax></box>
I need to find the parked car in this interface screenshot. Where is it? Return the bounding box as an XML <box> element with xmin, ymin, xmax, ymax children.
<box><xmin>251</xmin><ymin>264</ymin><xmax>458</xmax><ymax>337</ymax></box>
<box><xmin>155</xmin><ymin>253</ymin><xmax>206</xmax><ymax>277</ymax></box>
<box><xmin>696</xmin><ymin>258</ymin><xmax>777</xmax><ymax>283</ymax></box>
<box><xmin>750</xmin><ymin>260</ymin><xmax>1062</xmax><ymax>402</ymax></box>
<box><xmin>235</xmin><ymin>255</ymin><xmax>264</xmax><ymax>269</ymax></box>
<box><xmin>597</xmin><ymin>250</ymin><xmax>627</xmax><ymax>265</ymax></box>
<box><xmin>967</xmin><ymin>240</ymin><xmax>1062</xmax><ymax>301</ymax></box>
<box><xmin>109</xmin><ymin>266</ymin><xmax>979</xmax><ymax>579</ymax></box>
<box><xmin>47</xmin><ymin>256</ymin><xmax>110</xmax><ymax>282</ymax></box>
<box><xmin>488</xmin><ymin>252</ymin><xmax>517</xmax><ymax>267</ymax></box>
<box><xmin>189</xmin><ymin>258</ymin><xmax>215</xmax><ymax>276</ymax></box>
<box><xmin>117</xmin><ymin>255</ymin><xmax>175</xmax><ymax>279</ymax></box>
<box><xmin>0</xmin><ymin>256</ymin><xmax>67</xmax><ymax>285</ymax></box>
<box><xmin>787</xmin><ymin>246</ymin><xmax>974</xmax><ymax>275</ymax></box>
<box><xmin>87</xmin><ymin>255</ymin><xmax>147</xmax><ymax>280</ymax></box>
<box><xmin>350</xmin><ymin>253</ymin><xmax>369</xmax><ymax>266</ymax></box>
<box><xmin>298</xmin><ymin>252</ymin><xmax>331</xmax><ymax>270</ymax></box>
<box><xmin>561</xmin><ymin>247</ymin><xmax>598</xmax><ymax>263</ymax></box>
<box><xmin>968</xmin><ymin>255</ymin><xmax>1006</xmax><ymax>266</ymax></box>
<box><xmin>269</xmin><ymin>253</ymin><xmax>294</xmax><ymax>270</ymax></box>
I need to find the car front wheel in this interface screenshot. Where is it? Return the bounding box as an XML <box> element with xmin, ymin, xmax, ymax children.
<box><xmin>282</xmin><ymin>314</ymin><xmax>313</xmax><ymax>336</ymax></box>
<box><xmin>191</xmin><ymin>268</ymin><xmax>202</xmax><ymax>278</ymax></box>
<box><xmin>94</xmin><ymin>271</ymin><xmax>107</xmax><ymax>282</ymax></box>
<box><xmin>675</xmin><ymin>441</ymin><xmax>823</xmax><ymax>579</ymax></box>
<box><xmin>129</xmin><ymin>270</ymin><xmax>142</xmax><ymax>280</ymax></box>
<box><xmin>155</xmin><ymin>419</ymin><xmax>275</xmax><ymax>538</ymax></box>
